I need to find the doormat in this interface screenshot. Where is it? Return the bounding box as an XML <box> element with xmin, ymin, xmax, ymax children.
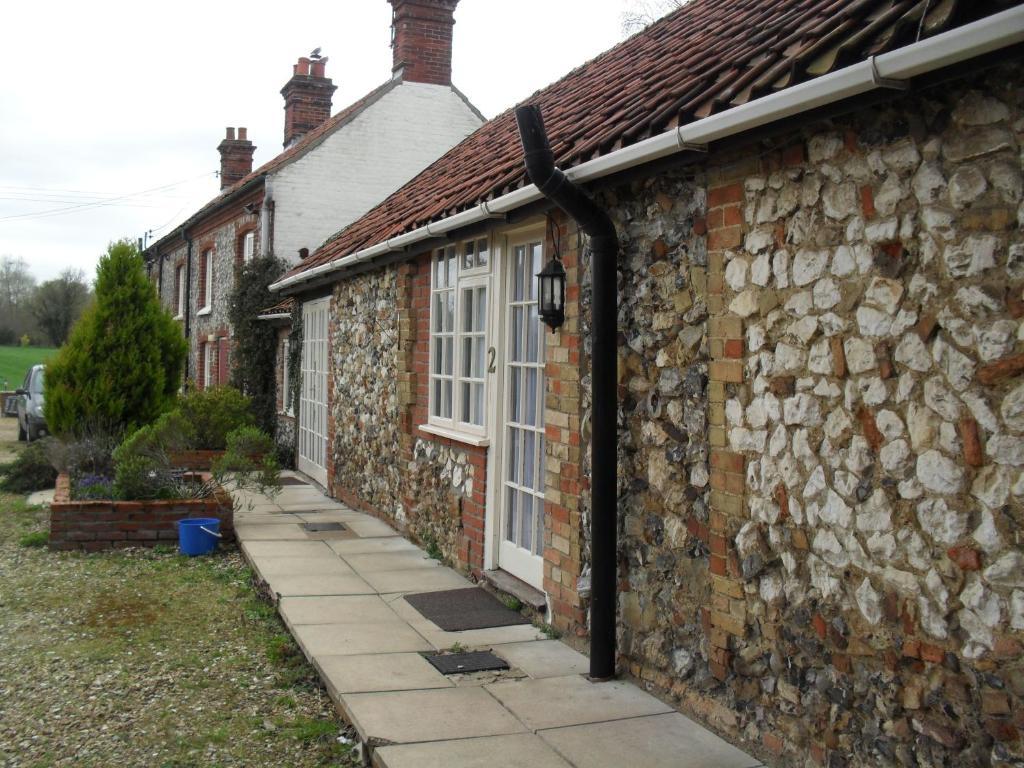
<box><xmin>404</xmin><ymin>587</ymin><xmax>531</xmax><ymax>631</ymax></box>
<box><xmin>424</xmin><ymin>650</ymin><xmax>510</xmax><ymax>675</ymax></box>
<box><xmin>279</xmin><ymin>477</ymin><xmax>310</xmax><ymax>486</ymax></box>
<box><xmin>301</xmin><ymin>522</ymin><xmax>347</xmax><ymax>532</ymax></box>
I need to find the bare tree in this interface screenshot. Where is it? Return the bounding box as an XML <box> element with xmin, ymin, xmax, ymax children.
<box><xmin>31</xmin><ymin>268</ymin><xmax>91</xmax><ymax>347</ymax></box>
<box><xmin>621</xmin><ymin>0</ymin><xmax>687</xmax><ymax>34</ymax></box>
<box><xmin>0</xmin><ymin>256</ymin><xmax>38</xmax><ymax>343</ymax></box>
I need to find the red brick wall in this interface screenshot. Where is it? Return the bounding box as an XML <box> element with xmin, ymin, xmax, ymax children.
<box><xmin>281</xmin><ymin>58</ymin><xmax>336</xmax><ymax>147</ymax></box>
<box><xmin>389</xmin><ymin>0</ymin><xmax>458</xmax><ymax>86</ymax></box>
<box><xmin>407</xmin><ymin>251</ymin><xmax>488</xmax><ymax>574</ymax></box>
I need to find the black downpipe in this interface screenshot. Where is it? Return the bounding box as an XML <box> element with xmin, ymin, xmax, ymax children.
<box><xmin>515</xmin><ymin>104</ymin><xmax>619</xmax><ymax>681</ymax></box>
<box><xmin>183</xmin><ymin>231</ymin><xmax>194</xmax><ymax>383</ymax></box>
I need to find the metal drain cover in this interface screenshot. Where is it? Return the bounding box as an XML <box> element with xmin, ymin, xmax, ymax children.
<box><xmin>424</xmin><ymin>650</ymin><xmax>509</xmax><ymax>675</ymax></box>
<box><xmin>301</xmin><ymin>522</ymin><xmax>347</xmax><ymax>532</ymax></box>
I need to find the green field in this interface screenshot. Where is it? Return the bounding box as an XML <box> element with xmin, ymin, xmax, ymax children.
<box><xmin>0</xmin><ymin>346</ymin><xmax>57</xmax><ymax>391</ymax></box>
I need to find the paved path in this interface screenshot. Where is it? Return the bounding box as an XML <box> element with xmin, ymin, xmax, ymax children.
<box><xmin>234</xmin><ymin>477</ymin><xmax>763</xmax><ymax>768</ymax></box>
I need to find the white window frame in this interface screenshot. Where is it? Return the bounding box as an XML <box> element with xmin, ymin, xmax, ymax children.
<box><xmin>199</xmin><ymin>249</ymin><xmax>213</xmax><ymax>314</ymax></box>
<box><xmin>201</xmin><ymin>342</ymin><xmax>213</xmax><ymax>389</ymax></box>
<box><xmin>243</xmin><ymin>231</ymin><xmax>255</xmax><ymax>263</ymax></box>
<box><xmin>175</xmin><ymin>265</ymin><xmax>185</xmax><ymax>319</ymax></box>
<box><xmin>281</xmin><ymin>338</ymin><xmax>294</xmax><ymax>416</ymax></box>
<box><xmin>424</xmin><ymin>236</ymin><xmax>491</xmax><ymax>441</ymax></box>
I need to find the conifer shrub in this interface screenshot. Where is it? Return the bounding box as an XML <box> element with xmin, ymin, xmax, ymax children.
<box><xmin>177</xmin><ymin>386</ymin><xmax>255</xmax><ymax>450</ymax></box>
<box><xmin>45</xmin><ymin>240</ymin><xmax>187</xmax><ymax>437</ymax></box>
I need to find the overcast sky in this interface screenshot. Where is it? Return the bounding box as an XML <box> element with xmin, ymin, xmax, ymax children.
<box><xmin>0</xmin><ymin>0</ymin><xmax>652</xmax><ymax>283</ymax></box>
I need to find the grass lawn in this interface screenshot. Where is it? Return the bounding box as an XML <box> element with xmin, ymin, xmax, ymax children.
<box><xmin>0</xmin><ymin>345</ymin><xmax>57</xmax><ymax>391</ymax></box>
<box><xmin>0</xmin><ymin>493</ymin><xmax>358</xmax><ymax>767</ymax></box>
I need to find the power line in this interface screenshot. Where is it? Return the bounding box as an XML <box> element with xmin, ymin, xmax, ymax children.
<box><xmin>0</xmin><ymin>171</ymin><xmax>217</xmax><ymax>224</ymax></box>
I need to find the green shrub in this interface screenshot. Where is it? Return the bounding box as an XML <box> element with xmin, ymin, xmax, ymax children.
<box><xmin>228</xmin><ymin>255</ymin><xmax>287</xmax><ymax>436</ymax></box>
<box><xmin>0</xmin><ymin>440</ymin><xmax>57</xmax><ymax>493</ymax></box>
<box><xmin>212</xmin><ymin>426</ymin><xmax>280</xmax><ymax>498</ymax></box>
<box><xmin>45</xmin><ymin>240</ymin><xmax>187</xmax><ymax>437</ymax></box>
<box><xmin>115</xmin><ymin>410</ymin><xmax>194</xmax><ymax>461</ymax></box>
<box><xmin>47</xmin><ymin>427</ymin><xmax>120</xmax><ymax>480</ymax></box>
<box><xmin>178</xmin><ymin>386</ymin><xmax>255</xmax><ymax>450</ymax></box>
<box><xmin>112</xmin><ymin>454</ymin><xmax>177</xmax><ymax>501</ymax></box>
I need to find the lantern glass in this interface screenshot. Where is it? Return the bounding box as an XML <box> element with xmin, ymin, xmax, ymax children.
<box><xmin>536</xmin><ymin>256</ymin><xmax>566</xmax><ymax>331</ymax></box>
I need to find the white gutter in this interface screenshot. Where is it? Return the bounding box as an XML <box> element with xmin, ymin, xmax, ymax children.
<box><xmin>270</xmin><ymin>5</ymin><xmax>1024</xmax><ymax>293</ymax></box>
<box><xmin>257</xmin><ymin>313</ymin><xmax>291</xmax><ymax>321</ymax></box>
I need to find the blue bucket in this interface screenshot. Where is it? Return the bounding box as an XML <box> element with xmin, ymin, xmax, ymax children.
<box><xmin>177</xmin><ymin>517</ymin><xmax>222</xmax><ymax>556</ymax></box>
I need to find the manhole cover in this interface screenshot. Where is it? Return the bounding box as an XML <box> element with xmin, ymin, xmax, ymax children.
<box><xmin>424</xmin><ymin>650</ymin><xmax>510</xmax><ymax>675</ymax></box>
<box><xmin>301</xmin><ymin>522</ymin><xmax>347</xmax><ymax>532</ymax></box>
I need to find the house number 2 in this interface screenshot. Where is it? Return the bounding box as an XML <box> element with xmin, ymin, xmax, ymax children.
<box><xmin>487</xmin><ymin>347</ymin><xmax>496</xmax><ymax>374</ymax></box>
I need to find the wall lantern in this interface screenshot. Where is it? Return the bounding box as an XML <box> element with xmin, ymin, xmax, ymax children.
<box><xmin>537</xmin><ymin>255</ymin><xmax>566</xmax><ymax>332</ymax></box>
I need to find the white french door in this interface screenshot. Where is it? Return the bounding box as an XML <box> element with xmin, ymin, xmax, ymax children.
<box><xmin>298</xmin><ymin>297</ymin><xmax>329</xmax><ymax>487</ymax></box>
<box><xmin>495</xmin><ymin>236</ymin><xmax>546</xmax><ymax>589</ymax></box>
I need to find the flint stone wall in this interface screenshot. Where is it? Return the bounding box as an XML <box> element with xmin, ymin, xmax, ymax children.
<box><xmin>329</xmin><ymin>268</ymin><xmax>404</xmax><ymax>519</ymax></box>
<box><xmin>605</xmin><ymin>63</ymin><xmax>1024</xmax><ymax>766</ymax></box>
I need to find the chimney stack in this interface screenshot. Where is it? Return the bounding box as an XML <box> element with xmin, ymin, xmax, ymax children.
<box><xmin>281</xmin><ymin>56</ymin><xmax>337</xmax><ymax>148</ymax></box>
<box><xmin>388</xmin><ymin>0</ymin><xmax>459</xmax><ymax>86</ymax></box>
<box><xmin>217</xmin><ymin>127</ymin><xmax>256</xmax><ymax>192</ymax></box>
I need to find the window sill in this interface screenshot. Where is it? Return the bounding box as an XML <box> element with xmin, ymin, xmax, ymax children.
<box><xmin>418</xmin><ymin>422</ymin><xmax>489</xmax><ymax>447</ymax></box>
<box><xmin>197</xmin><ymin>307</ymin><xmax>212</xmax><ymax>317</ymax></box>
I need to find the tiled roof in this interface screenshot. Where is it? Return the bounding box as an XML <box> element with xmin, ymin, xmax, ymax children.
<box><xmin>258</xmin><ymin>296</ymin><xmax>296</xmax><ymax>317</ymax></box>
<box><xmin>149</xmin><ymin>78</ymin><xmax>400</xmax><ymax>253</ymax></box>
<box><xmin>286</xmin><ymin>0</ymin><xmax>1007</xmax><ymax>281</ymax></box>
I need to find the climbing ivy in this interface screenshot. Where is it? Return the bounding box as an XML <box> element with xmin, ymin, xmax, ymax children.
<box><xmin>287</xmin><ymin>300</ymin><xmax>303</xmax><ymax>417</ymax></box>
<box><xmin>227</xmin><ymin>255</ymin><xmax>287</xmax><ymax>436</ymax></box>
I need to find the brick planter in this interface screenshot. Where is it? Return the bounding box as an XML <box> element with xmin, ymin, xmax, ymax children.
<box><xmin>49</xmin><ymin>473</ymin><xmax>235</xmax><ymax>552</ymax></box>
<box><xmin>169</xmin><ymin>450</ymin><xmax>225</xmax><ymax>471</ymax></box>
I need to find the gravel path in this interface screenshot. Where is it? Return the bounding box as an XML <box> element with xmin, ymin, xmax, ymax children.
<box><xmin>0</xmin><ymin>495</ymin><xmax>358</xmax><ymax>768</ymax></box>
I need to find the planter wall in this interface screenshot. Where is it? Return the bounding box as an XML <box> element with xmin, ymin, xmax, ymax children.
<box><xmin>49</xmin><ymin>473</ymin><xmax>236</xmax><ymax>552</ymax></box>
<box><xmin>169</xmin><ymin>450</ymin><xmax>225</xmax><ymax>471</ymax></box>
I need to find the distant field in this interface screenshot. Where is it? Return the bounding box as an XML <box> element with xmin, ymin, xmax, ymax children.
<box><xmin>0</xmin><ymin>346</ymin><xmax>57</xmax><ymax>391</ymax></box>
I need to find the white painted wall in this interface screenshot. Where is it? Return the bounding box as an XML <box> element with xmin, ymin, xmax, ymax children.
<box><xmin>270</xmin><ymin>81</ymin><xmax>482</xmax><ymax>263</ymax></box>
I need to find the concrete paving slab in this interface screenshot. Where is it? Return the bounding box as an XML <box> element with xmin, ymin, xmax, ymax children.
<box><xmin>235</xmin><ymin>524</ymin><xmax>310</xmax><ymax>541</ymax></box>
<box><xmin>26</xmin><ymin>488</ymin><xmax>55</xmax><ymax>506</ymax></box>
<box><xmin>317</xmin><ymin>652</ymin><xmax>452</xmax><ymax>694</ymax></box>
<box><xmin>296</xmin><ymin>510</ymin><xmax>366</xmax><ymax>523</ymax></box>
<box><xmin>327</xmin><ymin>537</ymin><xmax>416</xmax><ymax>556</ymax></box>
<box><xmin>264</xmin><ymin>573</ymin><xmax>375</xmax><ymax>597</ymax></box>
<box><xmin>486</xmin><ymin>675</ymin><xmax>672</xmax><ymax>731</ymax></box>
<box><xmin>418</xmin><ymin>624</ymin><xmax>547</xmax><ymax>651</ymax></box>
<box><xmin>491</xmin><ymin>640</ymin><xmax>590</xmax><ymax>679</ymax></box>
<box><xmin>241</xmin><ymin>540</ymin><xmax>338</xmax><ymax>558</ymax></box>
<box><xmin>342</xmin><ymin>551</ymin><xmax>441</xmax><ymax>573</ymax></box>
<box><xmin>236</xmin><ymin>504</ymin><xmax>284</xmax><ymax>515</ymax></box>
<box><xmin>280</xmin><ymin>595</ymin><xmax>402</xmax><ymax>626</ymax></box>
<box><xmin>251</xmin><ymin>556</ymin><xmax>356</xmax><ymax>577</ymax></box>
<box><xmin>375</xmin><ymin>733</ymin><xmax>573</xmax><ymax>768</ymax></box>
<box><xmin>345</xmin><ymin>517</ymin><xmax>401</xmax><ymax>538</ymax></box>
<box><xmin>386</xmin><ymin>597</ymin><xmax>545</xmax><ymax>649</ymax></box>
<box><xmin>341</xmin><ymin>687</ymin><xmax>526</xmax><ymax>745</ymax></box>
<box><xmin>278</xmin><ymin>502</ymin><xmax>349</xmax><ymax>513</ymax></box>
<box><xmin>360</xmin><ymin>567</ymin><xmax>471</xmax><ymax>594</ymax></box>
<box><xmin>232</xmin><ymin>513</ymin><xmax>305</xmax><ymax>525</ymax></box>
<box><xmin>292</xmin><ymin>621</ymin><xmax>431</xmax><ymax>657</ymax></box>
<box><xmin>539</xmin><ymin>713</ymin><xmax>764</xmax><ymax>768</ymax></box>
